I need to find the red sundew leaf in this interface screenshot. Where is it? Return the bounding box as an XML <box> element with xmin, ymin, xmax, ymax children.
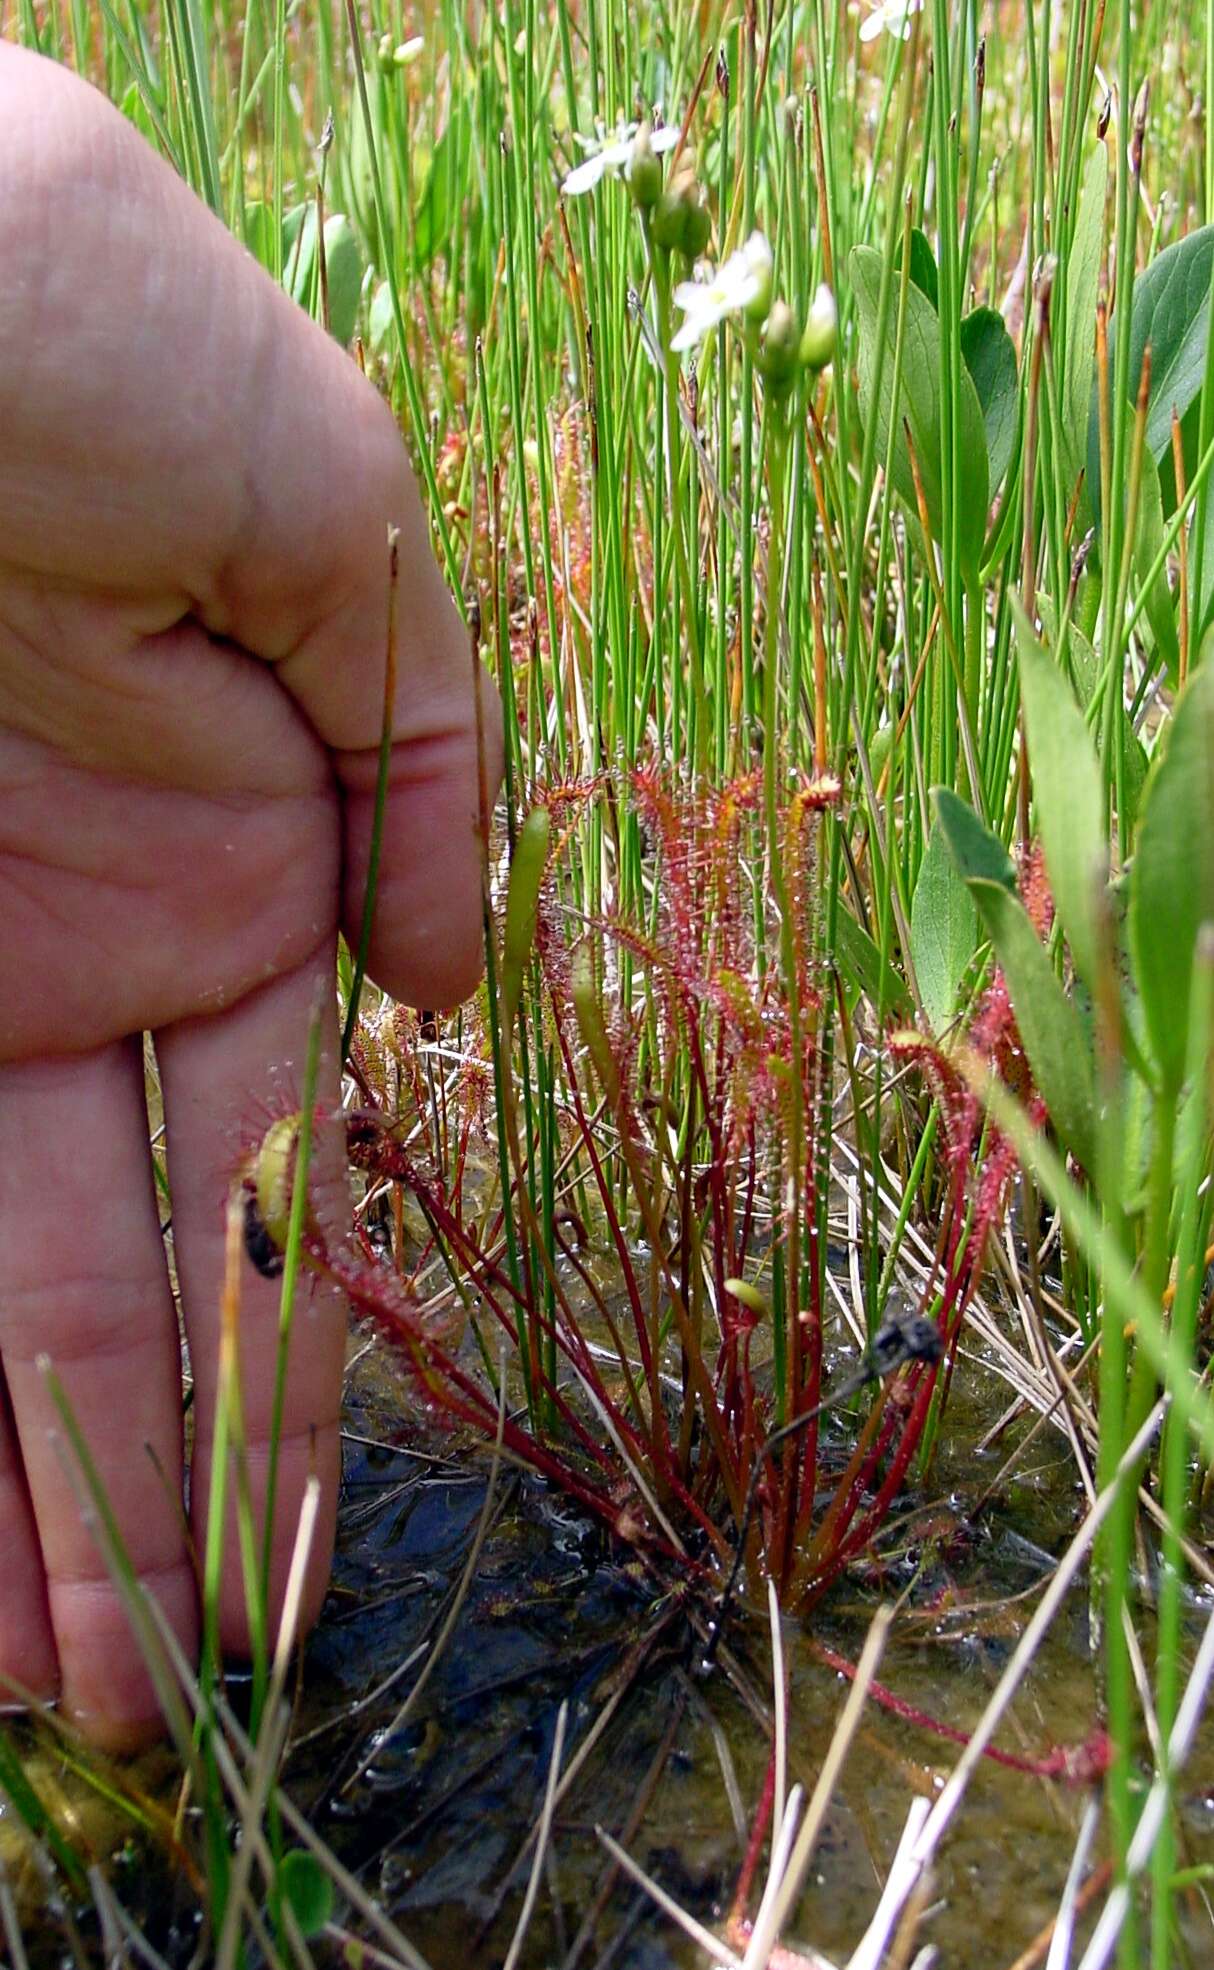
<box><xmin>888</xmin><ymin>1028</ymin><xmax>980</xmax><ymax>1172</ymax></box>
<box><xmin>1019</xmin><ymin>838</ymin><xmax>1055</xmax><ymax>940</ymax></box>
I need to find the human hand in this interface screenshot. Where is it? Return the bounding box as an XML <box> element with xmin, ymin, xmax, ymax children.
<box><xmin>0</xmin><ymin>44</ymin><xmax>500</xmax><ymax>1749</ymax></box>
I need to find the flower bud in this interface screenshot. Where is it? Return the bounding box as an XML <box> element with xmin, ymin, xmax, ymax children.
<box><xmin>628</xmin><ymin>120</ymin><xmax>663</xmax><ymax>210</ymax></box>
<box><xmin>798</xmin><ymin>282</ymin><xmax>837</xmax><ymax>370</ymax></box>
<box><xmin>760</xmin><ymin>299</ymin><xmax>800</xmax><ymax>394</ymax></box>
<box><xmin>376</xmin><ymin>31</ymin><xmax>395</xmax><ymax>72</ymax></box>
<box><xmin>682</xmin><ymin>188</ymin><xmax>711</xmax><ymax>260</ymax></box>
<box><xmin>651</xmin><ymin>159</ymin><xmax>698</xmax><ymax>252</ymax></box>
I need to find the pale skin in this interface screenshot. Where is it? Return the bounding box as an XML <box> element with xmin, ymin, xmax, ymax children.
<box><xmin>0</xmin><ymin>45</ymin><xmax>501</xmax><ymax>1751</ymax></box>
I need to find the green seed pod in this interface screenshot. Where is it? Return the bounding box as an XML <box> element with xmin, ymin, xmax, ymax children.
<box><xmin>652</xmin><ymin>160</ymin><xmax>699</xmax><ymax>253</ymax></box>
<box><xmin>253</xmin><ymin>1114</ymin><xmax>302</xmax><ymax>1254</ymax></box>
<box><xmin>628</xmin><ymin>121</ymin><xmax>663</xmax><ymax>211</ymax></box>
<box><xmin>652</xmin><ymin>187</ymin><xmax>687</xmax><ymax>253</ymax></box>
<box><xmin>760</xmin><ymin>299</ymin><xmax>801</xmax><ymax>396</ymax></box>
<box><xmin>798</xmin><ymin>282</ymin><xmax>837</xmax><ymax>371</ymax></box>
<box><xmin>501</xmin><ymin>805</ymin><xmax>550</xmax><ymax>1032</ymax></box>
<box><xmin>681</xmin><ymin>190</ymin><xmax>711</xmax><ymax>262</ymax></box>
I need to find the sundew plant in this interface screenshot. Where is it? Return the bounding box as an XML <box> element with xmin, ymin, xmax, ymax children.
<box><xmin>4</xmin><ymin>1</ymin><xmax>1214</xmax><ymax>1966</ymax></box>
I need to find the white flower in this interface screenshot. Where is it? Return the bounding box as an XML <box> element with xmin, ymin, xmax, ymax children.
<box><xmin>670</xmin><ymin>232</ymin><xmax>773</xmax><ymax>353</ymax></box>
<box><xmin>561</xmin><ymin>120</ymin><xmax>680</xmax><ymax>197</ymax></box>
<box><xmin>858</xmin><ymin>0</ymin><xmax>923</xmax><ymax>43</ymax></box>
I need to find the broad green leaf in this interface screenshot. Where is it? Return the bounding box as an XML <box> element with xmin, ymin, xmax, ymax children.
<box><xmin>279</xmin><ymin>1849</ymin><xmax>334</xmax><ymax>1938</ymax></box>
<box><xmin>1038</xmin><ymin>595</ymin><xmax>1100</xmax><ymax>705</ymax></box>
<box><xmin>933</xmin><ymin>785</ymin><xmax>1017</xmax><ymax>893</ymax></box>
<box><xmin>119</xmin><ymin>76</ymin><xmax>159</xmax><ymax>150</ymax></box>
<box><xmin>1158</xmin><ymin>385</ymin><xmax>1202</xmax><ymax>515</ymax></box>
<box><xmin>284</xmin><ymin>207</ymin><xmax>366</xmax><ymax>344</ymax></box>
<box><xmin>340</xmin><ymin>86</ymin><xmax>390</xmax><ymax>243</ymax></box>
<box><xmin>1034</xmin><ymin>609</ymin><xmax>1149</xmax><ymax>830</ymax></box>
<box><xmin>910</xmin><ymin>818</ymin><xmax>979</xmax><ymax>1033</ymax></box>
<box><xmin>242</xmin><ymin>197</ymin><xmax>277</xmax><ymax>274</ymax></box>
<box><xmin>1088</xmin><ymin>225</ymin><xmax>1214</xmax><ymax>529</ymax></box>
<box><xmin>1192</xmin><ymin>464</ymin><xmax>1214</xmax><ymax>648</ymax></box>
<box><xmin>1126</xmin><ymin>225</ymin><xmax>1214</xmax><ymax>468</ymax></box>
<box><xmin>1013</xmin><ymin>600</ymin><xmax>1107</xmax><ymax>992</ymax></box>
<box><xmin>851</xmin><ymin>245</ymin><xmax>989</xmax><ymax>582</ymax></box>
<box><xmin>967</xmin><ymin>878</ymin><xmax>1098</xmax><ymax>1174</ymax></box>
<box><xmin>368</xmin><ymin>278</ymin><xmax>395</xmax><ymax>353</ymax></box>
<box><xmin>414</xmin><ymin>95</ymin><xmax>471</xmax><ymax>269</ymax></box>
<box><xmin>1134</xmin><ymin>446</ymin><xmax>1181</xmax><ymax>680</ymax></box>
<box><xmin>1060</xmin><ymin>143</ymin><xmax>1107</xmax><ymax>513</ymax></box>
<box><xmin>1129</xmin><ymin>659</ymin><xmax>1214</xmax><ymax>1092</ymax></box>
<box><xmin>897</xmin><ymin>226</ymin><xmax>939</xmax><ymax>310</ymax></box>
<box><xmin>1121</xmin><ymin>730</ymin><xmax>1149</xmax><ymax>837</ymax></box>
<box><xmin>960</xmin><ymin>306</ymin><xmax>1019</xmax><ymax>494</ymax></box>
<box><xmin>320</xmin><ymin>214</ymin><xmax>365</xmax><ymax>345</ymax></box>
<box><xmin>833</xmin><ymin>906</ymin><xmax>913</xmax><ymax>1017</ymax></box>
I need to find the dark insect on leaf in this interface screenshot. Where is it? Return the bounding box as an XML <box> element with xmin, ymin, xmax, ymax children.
<box><xmin>243</xmin><ymin>1187</ymin><xmax>284</xmax><ymax>1279</ymax></box>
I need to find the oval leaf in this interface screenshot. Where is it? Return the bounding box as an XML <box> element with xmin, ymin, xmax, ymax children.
<box><xmin>911</xmin><ymin>817</ymin><xmax>979</xmax><ymax>1033</ymax></box>
<box><xmin>932</xmin><ymin>785</ymin><xmax>1017</xmax><ymax>893</ymax></box>
<box><xmin>960</xmin><ymin>305</ymin><xmax>1019</xmax><ymax>494</ymax></box>
<box><xmin>1129</xmin><ymin>658</ymin><xmax>1214</xmax><ymax>1091</ymax></box>
<box><xmin>896</xmin><ymin>225</ymin><xmax>939</xmax><ymax>310</ymax></box>
<box><xmin>1133</xmin><ymin>445</ymin><xmax>1181</xmax><ymax>681</ymax></box>
<box><xmin>1060</xmin><ymin>143</ymin><xmax>1107</xmax><ymax>517</ymax></box>
<box><xmin>1013</xmin><ymin>600</ymin><xmax>1107</xmax><ymax>993</ymax></box>
<box><xmin>1127</xmin><ymin>225</ymin><xmax>1214</xmax><ymax>467</ymax></box>
<box><xmin>279</xmin><ymin>1849</ymin><xmax>334</xmax><ymax>1938</ymax></box>
<box><xmin>1088</xmin><ymin>224</ymin><xmax>1214</xmax><ymax>530</ymax></box>
<box><xmin>320</xmin><ymin>213</ymin><xmax>365</xmax><ymax>345</ymax></box>
<box><xmin>967</xmin><ymin>878</ymin><xmax>1098</xmax><ymax>1174</ymax></box>
<box><xmin>851</xmin><ymin>245</ymin><xmax>989</xmax><ymax>582</ymax></box>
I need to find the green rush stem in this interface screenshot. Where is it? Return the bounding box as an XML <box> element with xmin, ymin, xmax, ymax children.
<box><xmin>258</xmin><ymin>1000</ymin><xmax>324</xmax><ymax>1680</ymax></box>
<box><xmin>1151</xmin><ymin>942</ymin><xmax>1214</xmax><ymax>1967</ymax></box>
<box><xmin>342</xmin><ymin>0</ymin><xmax>463</xmax><ymax>604</ymax></box>
<box><xmin>648</xmin><ymin>227</ymin><xmax>709</xmax><ymax>773</ymax></box>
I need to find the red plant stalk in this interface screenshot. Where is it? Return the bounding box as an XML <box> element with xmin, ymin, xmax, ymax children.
<box><xmin>347</xmin><ymin>1108</ymin><xmax>734</xmax><ymax>1561</ymax></box>
<box><xmin>812</xmin><ymin>1639</ymin><xmax>1111</xmax><ymax>1784</ymax></box>
<box><xmin>331</xmin><ymin>773</ymin><xmax>1056</xmax><ymax>1624</ymax></box>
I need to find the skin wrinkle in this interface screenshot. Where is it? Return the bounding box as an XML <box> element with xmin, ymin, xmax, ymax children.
<box><xmin>0</xmin><ymin>849</ymin><xmax>338</xmax><ymax>1059</ymax></box>
<box><xmin>1</xmin><ymin>1319</ymin><xmax>180</xmax><ymax>1387</ymax></box>
<box><xmin>0</xmin><ymin>781</ymin><xmax>332</xmax><ymax>875</ymax></box>
<box><xmin>200</xmin><ymin>286</ymin><xmax>285</xmax><ymax>646</ymax></box>
<box><xmin>49</xmin><ymin>1555</ymin><xmax>195</xmax><ymax>1598</ymax></box>
<box><xmin>0</xmin><ymin>611</ymin><xmax>321</xmax><ymax>793</ymax></box>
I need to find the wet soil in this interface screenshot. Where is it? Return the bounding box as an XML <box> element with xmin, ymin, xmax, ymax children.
<box><xmin>5</xmin><ymin>1323</ymin><xmax>1214</xmax><ymax>1968</ymax></box>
